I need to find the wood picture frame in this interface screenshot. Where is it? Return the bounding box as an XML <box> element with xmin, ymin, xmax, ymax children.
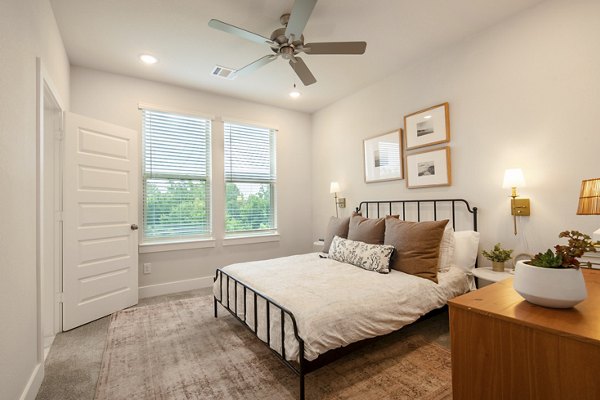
<box><xmin>406</xmin><ymin>147</ymin><xmax>451</xmax><ymax>188</ymax></box>
<box><xmin>404</xmin><ymin>103</ymin><xmax>450</xmax><ymax>150</ymax></box>
<box><xmin>363</xmin><ymin>129</ymin><xmax>403</xmax><ymax>183</ymax></box>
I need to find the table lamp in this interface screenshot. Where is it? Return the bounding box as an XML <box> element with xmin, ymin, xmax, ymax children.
<box><xmin>577</xmin><ymin>177</ymin><xmax>600</xmax><ymax>244</ymax></box>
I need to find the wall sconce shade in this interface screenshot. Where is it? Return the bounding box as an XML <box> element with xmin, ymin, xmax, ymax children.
<box><xmin>330</xmin><ymin>181</ymin><xmax>341</xmax><ymax>194</ymax></box>
<box><xmin>503</xmin><ymin>168</ymin><xmax>530</xmax><ymax>235</ymax></box>
<box><xmin>329</xmin><ymin>181</ymin><xmax>345</xmax><ymax>217</ymax></box>
<box><xmin>502</xmin><ymin>168</ymin><xmax>526</xmax><ymax>188</ymax></box>
<box><xmin>503</xmin><ymin>168</ymin><xmax>526</xmax><ymax>197</ymax></box>
<box><xmin>577</xmin><ymin>178</ymin><xmax>600</xmax><ymax>215</ymax></box>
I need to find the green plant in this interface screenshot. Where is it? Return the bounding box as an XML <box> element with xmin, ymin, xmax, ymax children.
<box><xmin>529</xmin><ymin>230</ymin><xmax>597</xmax><ymax>269</ymax></box>
<box><xmin>529</xmin><ymin>249</ymin><xmax>563</xmax><ymax>268</ymax></box>
<box><xmin>482</xmin><ymin>243</ymin><xmax>513</xmax><ymax>262</ymax></box>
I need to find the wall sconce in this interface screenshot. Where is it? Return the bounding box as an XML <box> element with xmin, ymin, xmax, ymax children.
<box><xmin>330</xmin><ymin>181</ymin><xmax>346</xmax><ymax>217</ymax></box>
<box><xmin>576</xmin><ymin>177</ymin><xmax>600</xmax><ymax>244</ymax></box>
<box><xmin>502</xmin><ymin>168</ymin><xmax>530</xmax><ymax>235</ymax></box>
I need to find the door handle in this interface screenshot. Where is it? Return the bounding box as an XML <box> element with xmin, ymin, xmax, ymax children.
<box><xmin>130</xmin><ymin>224</ymin><xmax>139</xmax><ymax>231</ymax></box>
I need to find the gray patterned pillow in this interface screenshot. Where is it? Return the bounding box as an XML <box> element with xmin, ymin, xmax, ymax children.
<box><xmin>329</xmin><ymin>236</ymin><xmax>395</xmax><ymax>274</ymax></box>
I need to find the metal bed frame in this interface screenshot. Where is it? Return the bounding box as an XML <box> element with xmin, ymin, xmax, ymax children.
<box><xmin>214</xmin><ymin>199</ymin><xmax>478</xmax><ymax>400</ymax></box>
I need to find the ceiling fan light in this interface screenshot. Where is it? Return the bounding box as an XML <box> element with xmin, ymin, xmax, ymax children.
<box><xmin>289</xmin><ymin>83</ymin><xmax>300</xmax><ymax>98</ymax></box>
<box><xmin>139</xmin><ymin>54</ymin><xmax>158</xmax><ymax>65</ymax></box>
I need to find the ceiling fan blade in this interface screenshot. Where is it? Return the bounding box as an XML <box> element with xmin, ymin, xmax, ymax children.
<box><xmin>289</xmin><ymin>57</ymin><xmax>316</xmax><ymax>86</ymax></box>
<box><xmin>285</xmin><ymin>0</ymin><xmax>318</xmax><ymax>40</ymax></box>
<box><xmin>304</xmin><ymin>41</ymin><xmax>367</xmax><ymax>55</ymax></box>
<box><xmin>208</xmin><ymin>19</ymin><xmax>274</xmax><ymax>46</ymax></box>
<box><xmin>234</xmin><ymin>55</ymin><xmax>278</xmax><ymax>77</ymax></box>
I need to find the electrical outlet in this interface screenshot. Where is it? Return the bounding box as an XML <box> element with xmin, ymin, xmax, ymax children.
<box><xmin>143</xmin><ymin>263</ymin><xmax>152</xmax><ymax>274</ymax></box>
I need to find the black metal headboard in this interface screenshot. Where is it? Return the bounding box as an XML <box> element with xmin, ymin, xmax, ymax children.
<box><xmin>355</xmin><ymin>199</ymin><xmax>478</xmax><ymax>232</ymax></box>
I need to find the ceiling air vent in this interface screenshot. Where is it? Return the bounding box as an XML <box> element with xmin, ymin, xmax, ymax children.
<box><xmin>211</xmin><ymin>65</ymin><xmax>236</xmax><ymax>80</ymax></box>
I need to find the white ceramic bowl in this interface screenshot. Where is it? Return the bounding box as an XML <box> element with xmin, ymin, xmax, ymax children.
<box><xmin>513</xmin><ymin>260</ymin><xmax>587</xmax><ymax>308</ymax></box>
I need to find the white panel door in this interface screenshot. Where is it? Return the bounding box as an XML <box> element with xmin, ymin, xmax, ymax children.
<box><xmin>63</xmin><ymin>112</ymin><xmax>138</xmax><ymax>330</ymax></box>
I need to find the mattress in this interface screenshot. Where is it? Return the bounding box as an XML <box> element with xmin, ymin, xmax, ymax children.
<box><xmin>213</xmin><ymin>252</ymin><xmax>470</xmax><ymax>361</ymax></box>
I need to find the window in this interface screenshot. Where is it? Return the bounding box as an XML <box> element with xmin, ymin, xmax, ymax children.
<box><xmin>142</xmin><ymin>109</ymin><xmax>211</xmax><ymax>242</ymax></box>
<box><xmin>224</xmin><ymin>122</ymin><xmax>276</xmax><ymax>235</ymax></box>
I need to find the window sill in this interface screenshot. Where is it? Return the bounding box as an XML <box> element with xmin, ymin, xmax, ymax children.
<box><xmin>139</xmin><ymin>238</ymin><xmax>216</xmax><ymax>254</ymax></box>
<box><xmin>222</xmin><ymin>233</ymin><xmax>280</xmax><ymax>246</ymax></box>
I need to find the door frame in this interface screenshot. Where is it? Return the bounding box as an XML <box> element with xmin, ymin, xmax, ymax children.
<box><xmin>36</xmin><ymin>58</ymin><xmax>65</xmax><ymax>362</ymax></box>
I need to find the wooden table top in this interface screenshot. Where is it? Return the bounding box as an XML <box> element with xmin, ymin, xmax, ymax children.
<box><xmin>449</xmin><ymin>268</ymin><xmax>600</xmax><ymax>344</ymax></box>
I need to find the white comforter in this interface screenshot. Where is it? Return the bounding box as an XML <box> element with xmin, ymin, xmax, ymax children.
<box><xmin>213</xmin><ymin>252</ymin><xmax>470</xmax><ymax>361</ymax></box>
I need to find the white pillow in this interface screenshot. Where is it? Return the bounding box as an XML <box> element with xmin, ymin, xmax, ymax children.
<box><xmin>452</xmin><ymin>230</ymin><xmax>480</xmax><ymax>272</ymax></box>
<box><xmin>438</xmin><ymin>224</ymin><xmax>455</xmax><ymax>272</ymax></box>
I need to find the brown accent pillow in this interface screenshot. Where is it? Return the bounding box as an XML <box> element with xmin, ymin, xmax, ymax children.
<box><xmin>384</xmin><ymin>217</ymin><xmax>449</xmax><ymax>283</ymax></box>
<box><xmin>348</xmin><ymin>215</ymin><xmax>386</xmax><ymax>245</ymax></box>
<box><xmin>323</xmin><ymin>217</ymin><xmax>350</xmax><ymax>253</ymax></box>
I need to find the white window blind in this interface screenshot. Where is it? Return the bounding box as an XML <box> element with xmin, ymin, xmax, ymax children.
<box><xmin>142</xmin><ymin>109</ymin><xmax>211</xmax><ymax>241</ymax></box>
<box><xmin>224</xmin><ymin>122</ymin><xmax>276</xmax><ymax>234</ymax></box>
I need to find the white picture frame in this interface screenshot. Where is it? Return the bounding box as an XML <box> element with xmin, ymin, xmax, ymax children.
<box><xmin>404</xmin><ymin>103</ymin><xmax>450</xmax><ymax>150</ymax></box>
<box><xmin>363</xmin><ymin>129</ymin><xmax>403</xmax><ymax>183</ymax></box>
<box><xmin>406</xmin><ymin>147</ymin><xmax>451</xmax><ymax>188</ymax></box>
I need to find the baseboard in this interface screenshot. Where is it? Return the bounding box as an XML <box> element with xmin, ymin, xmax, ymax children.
<box><xmin>43</xmin><ymin>335</ymin><xmax>55</xmax><ymax>351</ymax></box>
<box><xmin>138</xmin><ymin>275</ymin><xmax>214</xmax><ymax>299</ymax></box>
<box><xmin>43</xmin><ymin>335</ymin><xmax>55</xmax><ymax>361</ymax></box>
<box><xmin>19</xmin><ymin>362</ymin><xmax>44</xmax><ymax>400</ymax></box>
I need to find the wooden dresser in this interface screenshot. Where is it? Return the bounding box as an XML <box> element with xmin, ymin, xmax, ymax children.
<box><xmin>448</xmin><ymin>268</ymin><xmax>600</xmax><ymax>400</ymax></box>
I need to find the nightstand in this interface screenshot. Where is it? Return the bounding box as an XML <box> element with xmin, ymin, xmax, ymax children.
<box><xmin>449</xmin><ymin>269</ymin><xmax>600</xmax><ymax>400</ymax></box>
<box><xmin>580</xmin><ymin>250</ymin><xmax>600</xmax><ymax>269</ymax></box>
<box><xmin>472</xmin><ymin>266</ymin><xmax>513</xmax><ymax>288</ymax></box>
<box><xmin>313</xmin><ymin>240</ymin><xmax>325</xmax><ymax>252</ymax></box>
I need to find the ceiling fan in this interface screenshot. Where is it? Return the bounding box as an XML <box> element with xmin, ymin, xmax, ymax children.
<box><xmin>208</xmin><ymin>0</ymin><xmax>367</xmax><ymax>86</ymax></box>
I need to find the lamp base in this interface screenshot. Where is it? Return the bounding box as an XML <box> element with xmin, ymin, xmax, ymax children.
<box><xmin>593</xmin><ymin>227</ymin><xmax>600</xmax><ymax>246</ymax></box>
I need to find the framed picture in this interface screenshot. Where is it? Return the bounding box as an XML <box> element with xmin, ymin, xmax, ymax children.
<box><xmin>404</xmin><ymin>103</ymin><xmax>450</xmax><ymax>150</ymax></box>
<box><xmin>363</xmin><ymin>129</ymin><xmax>403</xmax><ymax>183</ymax></box>
<box><xmin>406</xmin><ymin>147</ymin><xmax>451</xmax><ymax>188</ymax></box>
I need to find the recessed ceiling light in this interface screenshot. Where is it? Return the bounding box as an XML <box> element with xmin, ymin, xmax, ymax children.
<box><xmin>289</xmin><ymin>83</ymin><xmax>300</xmax><ymax>98</ymax></box>
<box><xmin>424</xmin><ymin>115</ymin><xmax>432</xmax><ymax>119</ymax></box>
<box><xmin>139</xmin><ymin>54</ymin><xmax>158</xmax><ymax>65</ymax></box>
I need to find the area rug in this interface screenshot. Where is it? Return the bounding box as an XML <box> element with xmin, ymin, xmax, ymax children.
<box><xmin>95</xmin><ymin>296</ymin><xmax>452</xmax><ymax>400</ymax></box>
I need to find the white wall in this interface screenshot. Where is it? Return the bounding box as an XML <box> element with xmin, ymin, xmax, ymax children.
<box><xmin>312</xmin><ymin>0</ymin><xmax>600</xmax><ymax>265</ymax></box>
<box><xmin>0</xmin><ymin>0</ymin><xmax>70</xmax><ymax>399</ymax></box>
<box><xmin>70</xmin><ymin>67</ymin><xmax>313</xmax><ymax>292</ymax></box>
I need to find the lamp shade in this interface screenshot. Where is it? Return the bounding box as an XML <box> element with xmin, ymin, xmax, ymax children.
<box><xmin>330</xmin><ymin>181</ymin><xmax>340</xmax><ymax>194</ymax></box>
<box><xmin>577</xmin><ymin>178</ymin><xmax>600</xmax><ymax>215</ymax></box>
<box><xmin>502</xmin><ymin>168</ymin><xmax>526</xmax><ymax>188</ymax></box>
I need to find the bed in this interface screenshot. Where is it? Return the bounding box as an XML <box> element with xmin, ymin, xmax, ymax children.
<box><xmin>213</xmin><ymin>199</ymin><xmax>478</xmax><ymax>400</ymax></box>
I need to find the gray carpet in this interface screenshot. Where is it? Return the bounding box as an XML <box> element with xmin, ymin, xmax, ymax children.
<box><xmin>37</xmin><ymin>288</ymin><xmax>451</xmax><ymax>400</ymax></box>
<box><xmin>36</xmin><ymin>288</ymin><xmax>211</xmax><ymax>400</ymax></box>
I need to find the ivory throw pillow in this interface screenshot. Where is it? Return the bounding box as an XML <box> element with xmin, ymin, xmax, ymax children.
<box><xmin>438</xmin><ymin>224</ymin><xmax>455</xmax><ymax>272</ymax></box>
<box><xmin>384</xmin><ymin>217</ymin><xmax>449</xmax><ymax>283</ymax></box>
<box><xmin>322</xmin><ymin>216</ymin><xmax>350</xmax><ymax>253</ymax></box>
<box><xmin>329</xmin><ymin>236</ymin><xmax>394</xmax><ymax>274</ymax></box>
<box><xmin>452</xmin><ymin>230</ymin><xmax>480</xmax><ymax>272</ymax></box>
<box><xmin>347</xmin><ymin>214</ymin><xmax>386</xmax><ymax>245</ymax></box>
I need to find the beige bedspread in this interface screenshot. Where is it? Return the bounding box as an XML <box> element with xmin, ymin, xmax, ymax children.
<box><xmin>213</xmin><ymin>252</ymin><xmax>470</xmax><ymax>361</ymax></box>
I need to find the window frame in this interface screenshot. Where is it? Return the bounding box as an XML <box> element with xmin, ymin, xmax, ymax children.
<box><xmin>139</xmin><ymin>107</ymin><xmax>213</xmax><ymax>245</ymax></box>
<box><xmin>223</xmin><ymin>121</ymin><xmax>278</xmax><ymax>238</ymax></box>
